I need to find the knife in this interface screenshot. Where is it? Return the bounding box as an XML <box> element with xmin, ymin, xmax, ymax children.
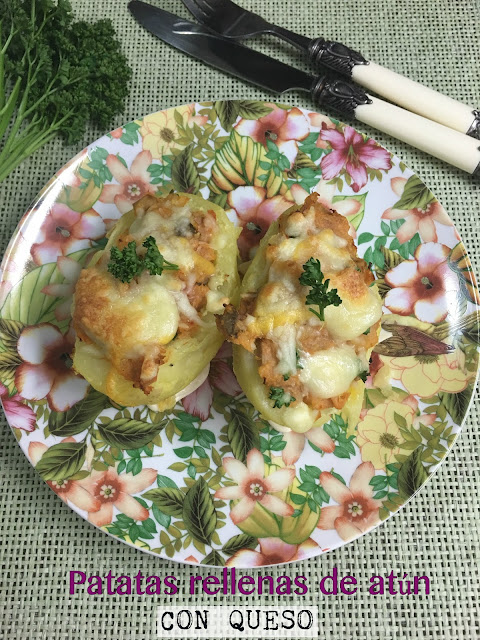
<box><xmin>179</xmin><ymin>0</ymin><xmax>480</xmax><ymax>139</ymax></box>
<box><xmin>128</xmin><ymin>1</ymin><xmax>480</xmax><ymax>176</ymax></box>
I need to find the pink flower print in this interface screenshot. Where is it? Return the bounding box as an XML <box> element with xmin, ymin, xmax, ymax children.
<box><xmin>185</xmin><ymin>104</ymin><xmax>209</xmax><ymax>128</ymax></box>
<box><xmin>227</xmin><ymin>186</ymin><xmax>292</xmax><ymax>260</ymax></box>
<box><xmin>184</xmin><ymin>555</ymin><xmax>199</xmax><ymax>563</ymax></box>
<box><xmin>320</xmin><ymin>125</ymin><xmax>392</xmax><ymax>192</ymax></box>
<box><xmin>317</xmin><ymin>462</ymin><xmax>382</xmax><ymax>541</ymax></box>
<box><xmin>77</xmin><ymin>465</ymin><xmax>157</xmax><ymax>526</ymax></box>
<box><xmin>281</xmin><ymin>426</ymin><xmax>335</xmax><ymax>466</ymax></box>
<box><xmin>307</xmin><ymin>112</ymin><xmax>337</xmax><ymax>149</ymax></box>
<box><xmin>41</xmin><ymin>256</ymin><xmax>82</xmax><ymax>321</ymax></box>
<box><xmin>225</xmin><ymin>537</ymin><xmax>319</xmax><ymax>567</ymax></box>
<box><xmin>182</xmin><ymin>343</ymin><xmax>242</xmax><ymax>420</ymax></box>
<box><xmin>384</xmin><ymin>242</ymin><xmax>458</xmax><ymax>323</ymax></box>
<box><xmin>15</xmin><ymin>324</ymin><xmax>89</xmax><ymax>412</ymax></box>
<box><xmin>29</xmin><ymin>440</ymin><xmax>101</xmax><ymax>512</ymax></box>
<box><xmin>31</xmin><ymin>204</ymin><xmax>105</xmax><ymax>265</ymax></box>
<box><xmin>110</xmin><ymin>127</ymin><xmax>124</xmax><ymax>139</ymax></box>
<box><xmin>99</xmin><ymin>150</ymin><xmax>156</xmax><ymax>214</ymax></box>
<box><xmin>79</xmin><ymin>467</ymin><xmax>157</xmax><ymax>527</ymax></box>
<box><xmin>235</xmin><ymin>104</ymin><xmax>310</xmax><ymax>166</ymax></box>
<box><xmin>0</xmin><ymin>381</ymin><xmax>36</xmax><ymax>432</ymax></box>
<box><xmin>382</xmin><ymin>177</ymin><xmax>452</xmax><ymax>243</ymax></box>
<box><xmin>215</xmin><ymin>449</ymin><xmax>295</xmax><ymax>525</ymax></box>
<box><xmin>290</xmin><ymin>178</ymin><xmax>362</xmax><ymax>219</ymax></box>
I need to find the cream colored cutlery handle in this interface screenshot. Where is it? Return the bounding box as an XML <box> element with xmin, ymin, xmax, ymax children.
<box><xmin>352</xmin><ymin>62</ymin><xmax>478</xmax><ymax>135</ymax></box>
<box><xmin>355</xmin><ymin>97</ymin><xmax>480</xmax><ymax>174</ymax></box>
<box><xmin>312</xmin><ymin>78</ymin><xmax>480</xmax><ymax>174</ymax></box>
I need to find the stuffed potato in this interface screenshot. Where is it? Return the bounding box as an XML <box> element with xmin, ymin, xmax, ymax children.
<box><xmin>72</xmin><ymin>192</ymin><xmax>240</xmax><ymax>408</ymax></box>
<box><xmin>218</xmin><ymin>193</ymin><xmax>382</xmax><ymax>433</ymax></box>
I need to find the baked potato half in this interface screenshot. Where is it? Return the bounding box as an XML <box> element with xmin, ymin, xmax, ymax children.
<box><xmin>72</xmin><ymin>192</ymin><xmax>240</xmax><ymax>408</ymax></box>
<box><xmin>218</xmin><ymin>193</ymin><xmax>382</xmax><ymax>433</ymax></box>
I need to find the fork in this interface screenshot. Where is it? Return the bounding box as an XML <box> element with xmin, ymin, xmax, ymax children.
<box><xmin>180</xmin><ymin>0</ymin><xmax>480</xmax><ymax>138</ymax></box>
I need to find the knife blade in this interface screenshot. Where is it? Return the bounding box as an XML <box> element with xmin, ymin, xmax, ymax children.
<box><xmin>128</xmin><ymin>1</ymin><xmax>314</xmax><ymax>95</ymax></box>
<box><xmin>128</xmin><ymin>1</ymin><xmax>480</xmax><ymax>176</ymax></box>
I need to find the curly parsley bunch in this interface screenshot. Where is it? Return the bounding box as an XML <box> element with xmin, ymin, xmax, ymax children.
<box><xmin>0</xmin><ymin>0</ymin><xmax>132</xmax><ymax>181</ymax></box>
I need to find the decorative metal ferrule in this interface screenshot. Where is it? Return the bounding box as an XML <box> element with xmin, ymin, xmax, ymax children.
<box><xmin>311</xmin><ymin>76</ymin><xmax>373</xmax><ymax>118</ymax></box>
<box><xmin>466</xmin><ymin>110</ymin><xmax>480</xmax><ymax>139</ymax></box>
<box><xmin>473</xmin><ymin>155</ymin><xmax>480</xmax><ymax>178</ymax></box>
<box><xmin>308</xmin><ymin>38</ymin><xmax>369</xmax><ymax>77</ymax></box>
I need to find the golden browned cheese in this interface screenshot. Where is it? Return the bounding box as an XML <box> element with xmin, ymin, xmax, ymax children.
<box><xmin>72</xmin><ymin>192</ymin><xmax>240</xmax><ymax>407</ymax></box>
<box><xmin>221</xmin><ymin>193</ymin><xmax>383</xmax><ymax>433</ymax></box>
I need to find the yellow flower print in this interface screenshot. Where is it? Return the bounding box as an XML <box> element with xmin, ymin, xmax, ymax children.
<box><xmin>140</xmin><ymin>110</ymin><xmax>182</xmax><ymax>158</ymax></box>
<box><xmin>140</xmin><ymin>105</ymin><xmax>207</xmax><ymax>159</ymax></box>
<box><xmin>357</xmin><ymin>399</ymin><xmax>416</xmax><ymax>470</ymax></box>
<box><xmin>384</xmin><ymin>351</ymin><xmax>469</xmax><ymax>398</ymax></box>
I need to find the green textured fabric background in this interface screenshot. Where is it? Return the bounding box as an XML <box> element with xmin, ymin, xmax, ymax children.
<box><xmin>0</xmin><ymin>1</ymin><xmax>479</xmax><ymax>638</ymax></box>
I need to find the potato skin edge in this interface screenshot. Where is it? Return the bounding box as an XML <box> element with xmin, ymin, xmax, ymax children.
<box><xmin>72</xmin><ymin>192</ymin><xmax>240</xmax><ymax>407</ymax></box>
<box><xmin>232</xmin><ymin>202</ymin><xmax>380</xmax><ymax>433</ymax></box>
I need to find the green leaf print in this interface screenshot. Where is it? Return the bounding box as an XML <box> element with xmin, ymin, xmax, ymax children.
<box><xmin>439</xmin><ymin>385</ymin><xmax>475</xmax><ymax>424</ymax></box>
<box><xmin>215</xmin><ymin>100</ymin><xmax>240</xmax><ymax>131</ymax></box>
<box><xmin>392</xmin><ymin>174</ymin><xmax>436</xmax><ymax>211</ymax></box>
<box><xmin>222</xmin><ymin>534</ymin><xmax>258</xmax><ymax>555</ymax></box>
<box><xmin>236</xmin><ymin>101</ymin><xmax>273</xmax><ymax>120</ymax></box>
<box><xmin>182</xmin><ymin>476</ymin><xmax>216</xmax><ymax>545</ymax></box>
<box><xmin>35</xmin><ymin>441</ymin><xmax>87</xmax><ymax>481</ymax></box>
<box><xmin>397</xmin><ymin>447</ymin><xmax>429</xmax><ymax>499</ymax></box>
<box><xmin>0</xmin><ymin>351</ymin><xmax>22</xmax><ymax>381</ymax></box>
<box><xmin>0</xmin><ymin>249</ymin><xmax>90</xmax><ymax>326</ymax></box>
<box><xmin>208</xmin><ymin>130</ymin><xmax>283</xmax><ymax>197</ymax></box>
<box><xmin>202</xmin><ymin>550</ymin><xmax>225</xmax><ymax>566</ymax></box>
<box><xmin>171</xmin><ymin>144</ymin><xmax>200</xmax><ymax>193</ymax></box>
<box><xmin>227</xmin><ymin>405</ymin><xmax>260</xmax><ymax>464</ymax></box>
<box><xmin>98</xmin><ymin>418</ymin><xmax>164</xmax><ymax>449</ymax></box>
<box><xmin>49</xmin><ymin>389</ymin><xmax>110</xmax><ymax>437</ymax></box>
<box><xmin>0</xmin><ymin>319</ymin><xmax>25</xmax><ymax>351</ymax></box>
<box><xmin>142</xmin><ymin>488</ymin><xmax>185</xmax><ymax>517</ymax></box>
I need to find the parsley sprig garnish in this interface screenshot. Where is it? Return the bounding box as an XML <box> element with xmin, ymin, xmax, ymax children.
<box><xmin>299</xmin><ymin>258</ymin><xmax>342</xmax><ymax>321</ymax></box>
<box><xmin>269</xmin><ymin>386</ymin><xmax>295</xmax><ymax>409</ymax></box>
<box><xmin>358</xmin><ymin>370</ymin><xmax>369</xmax><ymax>383</ymax></box>
<box><xmin>107</xmin><ymin>236</ymin><xmax>178</xmax><ymax>283</ymax></box>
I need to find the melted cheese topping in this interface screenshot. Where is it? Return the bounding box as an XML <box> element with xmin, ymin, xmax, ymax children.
<box><xmin>270</xmin><ymin>325</ymin><xmax>297</xmax><ymax>376</ymax></box>
<box><xmin>73</xmin><ymin>193</ymin><xmax>222</xmax><ymax>394</ymax></box>
<box><xmin>119</xmin><ymin>280</ymin><xmax>179</xmax><ymax>347</ymax></box>
<box><xmin>230</xmin><ymin>195</ymin><xmax>383</xmax><ymax>424</ymax></box>
<box><xmin>298</xmin><ymin>345</ymin><xmax>366</xmax><ymax>398</ymax></box>
<box><xmin>324</xmin><ymin>287</ymin><xmax>383</xmax><ymax>339</ymax></box>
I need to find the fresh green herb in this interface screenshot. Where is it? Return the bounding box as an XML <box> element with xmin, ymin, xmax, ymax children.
<box><xmin>283</xmin><ymin>373</ymin><xmax>290</xmax><ymax>381</ymax></box>
<box><xmin>108</xmin><ymin>242</ymin><xmax>142</xmax><ymax>283</ymax></box>
<box><xmin>358</xmin><ymin>370</ymin><xmax>369</xmax><ymax>382</ymax></box>
<box><xmin>269</xmin><ymin>386</ymin><xmax>295</xmax><ymax>409</ymax></box>
<box><xmin>142</xmin><ymin>236</ymin><xmax>179</xmax><ymax>276</ymax></box>
<box><xmin>363</xmin><ymin>328</ymin><xmax>371</xmax><ymax>335</ymax></box>
<box><xmin>296</xmin><ymin>350</ymin><xmax>303</xmax><ymax>370</ymax></box>
<box><xmin>108</xmin><ymin>236</ymin><xmax>178</xmax><ymax>283</ymax></box>
<box><xmin>299</xmin><ymin>258</ymin><xmax>342</xmax><ymax>321</ymax></box>
<box><xmin>0</xmin><ymin>0</ymin><xmax>131</xmax><ymax>182</ymax></box>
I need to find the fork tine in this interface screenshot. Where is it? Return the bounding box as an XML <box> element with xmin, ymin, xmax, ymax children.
<box><xmin>180</xmin><ymin>0</ymin><xmax>269</xmax><ymax>36</ymax></box>
<box><xmin>182</xmin><ymin>0</ymin><xmax>216</xmax><ymax>20</ymax></box>
<box><xmin>195</xmin><ymin>0</ymin><xmax>227</xmax><ymax>11</ymax></box>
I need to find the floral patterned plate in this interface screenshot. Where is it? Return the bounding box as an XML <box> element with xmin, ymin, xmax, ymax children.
<box><xmin>1</xmin><ymin>101</ymin><xmax>479</xmax><ymax>567</ymax></box>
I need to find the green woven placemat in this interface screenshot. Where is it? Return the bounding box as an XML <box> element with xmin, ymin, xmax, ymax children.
<box><xmin>0</xmin><ymin>1</ymin><xmax>479</xmax><ymax>638</ymax></box>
